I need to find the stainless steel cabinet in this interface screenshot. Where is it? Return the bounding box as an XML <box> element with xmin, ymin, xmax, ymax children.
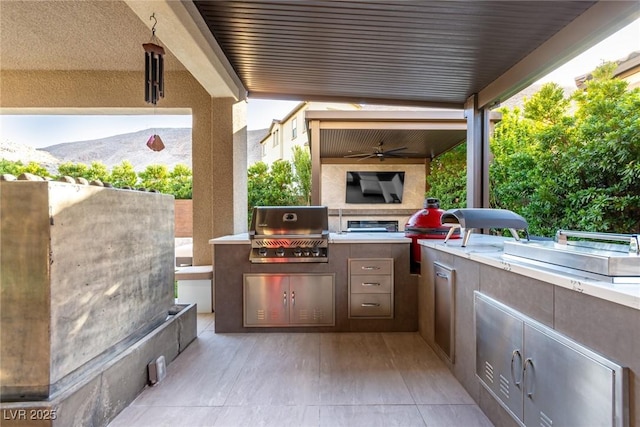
<box><xmin>348</xmin><ymin>258</ymin><xmax>394</xmax><ymax>318</ymax></box>
<box><xmin>434</xmin><ymin>263</ymin><xmax>455</xmax><ymax>363</ymax></box>
<box><xmin>475</xmin><ymin>292</ymin><xmax>628</xmax><ymax>427</ymax></box>
<box><xmin>244</xmin><ymin>274</ymin><xmax>335</xmax><ymax>327</ymax></box>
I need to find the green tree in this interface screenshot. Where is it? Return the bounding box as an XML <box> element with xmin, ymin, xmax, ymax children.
<box><xmin>490</xmin><ymin>84</ymin><xmax>573</xmax><ymax>235</ymax></box>
<box><xmin>561</xmin><ymin>63</ymin><xmax>640</xmax><ymax>233</ymax></box>
<box><xmin>109</xmin><ymin>161</ymin><xmax>138</xmax><ymax>188</ymax></box>
<box><xmin>488</xmin><ymin>66</ymin><xmax>639</xmax><ymax>235</ymax></box>
<box><xmin>426</xmin><ymin>143</ymin><xmax>467</xmax><ymax>209</ymax></box>
<box><xmin>138</xmin><ymin>164</ymin><xmax>171</xmax><ymax>193</ymax></box>
<box><xmin>0</xmin><ymin>159</ymin><xmax>50</xmax><ymax>177</ymax></box>
<box><xmin>169</xmin><ymin>163</ymin><xmax>193</xmax><ymax>199</ymax></box>
<box><xmin>247</xmin><ymin>160</ymin><xmax>299</xmax><ymax>222</ymax></box>
<box><xmin>57</xmin><ymin>162</ymin><xmax>89</xmax><ymax>178</ymax></box>
<box><xmin>291</xmin><ymin>145</ymin><xmax>311</xmax><ymax>205</ymax></box>
<box><xmin>0</xmin><ymin>159</ymin><xmax>24</xmax><ymax>176</ymax></box>
<box><xmin>77</xmin><ymin>161</ymin><xmax>108</xmax><ymax>182</ymax></box>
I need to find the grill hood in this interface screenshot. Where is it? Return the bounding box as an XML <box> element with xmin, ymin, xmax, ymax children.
<box><xmin>250</xmin><ymin>206</ymin><xmax>328</xmax><ymax>236</ymax></box>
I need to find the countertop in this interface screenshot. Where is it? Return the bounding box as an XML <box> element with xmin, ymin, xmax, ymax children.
<box><xmin>418</xmin><ymin>234</ymin><xmax>640</xmax><ymax>310</ymax></box>
<box><xmin>209</xmin><ymin>232</ymin><xmax>411</xmax><ymax>245</ymax></box>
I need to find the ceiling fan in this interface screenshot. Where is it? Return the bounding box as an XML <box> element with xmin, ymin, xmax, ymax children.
<box><xmin>344</xmin><ymin>142</ymin><xmax>415</xmax><ymax>161</ymax></box>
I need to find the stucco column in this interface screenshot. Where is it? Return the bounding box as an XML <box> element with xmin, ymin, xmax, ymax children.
<box><xmin>192</xmin><ymin>97</ymin><xmax>246</xmax><ymax>265</ymax></box>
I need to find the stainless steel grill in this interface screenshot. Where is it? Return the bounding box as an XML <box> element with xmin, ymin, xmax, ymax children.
<box><xmin>249</xmin><ymin>206</ymin><xmax>329</xmax><ymax>263</ymax></box>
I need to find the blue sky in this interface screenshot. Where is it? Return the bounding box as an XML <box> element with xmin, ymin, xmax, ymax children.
<box><xmin>1</xmin><ymin>18</ymin><xmax>638</xmax><ymax>149</ymax></box>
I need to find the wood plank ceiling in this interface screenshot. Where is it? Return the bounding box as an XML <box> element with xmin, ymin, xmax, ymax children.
<box><xmin>193</xmin><ymin>1</ymin><xmax>599</xmax><ymax>108</ymax></box>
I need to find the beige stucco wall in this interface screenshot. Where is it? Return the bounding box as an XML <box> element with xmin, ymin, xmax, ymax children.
<box><xmin>0</xmin><ymin>69</ymin><xmax>246</xmax><ymax>265</ymax></box>
<box><xmin>321</xmin><ymin>162</ymin><xmax>428</xmax><ymax>231</ymax></box>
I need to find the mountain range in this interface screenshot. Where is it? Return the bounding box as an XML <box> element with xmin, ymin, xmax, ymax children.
<box><xmin>1</xmin><ymin>128</ymin><xmax>269</xmax><ymax>172</ymax></box>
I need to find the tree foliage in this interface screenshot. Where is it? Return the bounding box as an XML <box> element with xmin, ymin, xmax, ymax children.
<box><xmin>109</xmin><ymin>161</ymin><xmax>138</xmax><ymax>188</ymax></box>
<box><xmin>138</xmin><ymin>164</ymin><xmax>171</xmax><ymax>193</ymax></box>
<box><xmin>291</xmin><ymin>145</ymin><xmax>311</xmax><ymax>205</ymax></box>
<box><xmin>426</xmin><ymin>143</ymin><xmax>467</xmax><ymax>209</ymax></box>
<box><xmin>169</xmin><ymin>164</ymin><xmax>193</xmax><ymax>199</ymax></box>
<box><xmin>0</xmin><ymin>159</ymin><xmax>50</xmax><ymax>177</ymax></box>
<box><xmin>248</xmin><ymin>160</ymin><xmax>298</xmax><ymax>207</ymax></box>
<box><xmin>428</xmin><ymin>63</ymin><xmax>639</xmax><ymax>236</ymax></box>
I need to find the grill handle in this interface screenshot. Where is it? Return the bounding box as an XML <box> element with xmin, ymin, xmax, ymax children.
<box><xmin>556</xmin><ymin>230</ymin><xmax>639</xmax><ymax>254</ymax></box>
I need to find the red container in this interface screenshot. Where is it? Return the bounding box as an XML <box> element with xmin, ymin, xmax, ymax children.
<box><xmin>405</xmin><ymin>198</ymin><xmax>460</xmax><ymax>264</ymax></box>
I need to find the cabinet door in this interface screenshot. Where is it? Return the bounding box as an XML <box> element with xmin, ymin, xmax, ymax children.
<box><xmin>434</xmin><ymin>264</ymin><xmax>454</xmax><ymax>362</ymax></box>
<box><xmin>244</xmin><ymin>275</ymin><xmax>289</xmax><ymax>326</ymax></box>
<box><xmin>523</xmin><ymin>324</ymin><xmax>615</xmax><ymax>427</ymax></box>
<box><xmin>475</xmin><ymin>294</ymin><xmax>524</xmax><ymax>422</ymax></box>
<box><xmin>289</xmin><ymin>274</ymin><xmax>334</xmax><ymax>326</ymax></box>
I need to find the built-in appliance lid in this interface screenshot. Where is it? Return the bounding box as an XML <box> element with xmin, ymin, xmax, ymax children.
<box><xmin>441</xmin><ymin>208</ymin><xmax>528</xmax><ymax>231</ymax></box>
<box><xmin>249</xmin><ymin>206</ymin><xmax>329</xmax><ymax>236</ymax></box>
<box><xmin>441</xmin><ymin>208</ymin><xmax>529</xmax><ymax>247</ymax></box>
<box><xmin>503</xmin><ymin>230</ymin><xmax>640</xmax><ymax>281</ymax></box>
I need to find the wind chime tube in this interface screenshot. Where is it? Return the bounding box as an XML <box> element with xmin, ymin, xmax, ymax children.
<box><xmin>144</xmin><ymin>51</ymin><xmax>152</xmax><ymax>104</ymax></box>
<box><xmin>151</xmin><ymin>50</ymin><xmax>158</xmax><ymax>105</ymax></box>
<box><xmin>158</xmin><ymin>52</ymin><xmax>164</xmax><ymax>98</ymax></box>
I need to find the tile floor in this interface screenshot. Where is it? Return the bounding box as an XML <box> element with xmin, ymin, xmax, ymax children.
<box><xmin>108</xmin><ymin>314</ymin><xmax>494</xmax><ymax>427</ymax></box>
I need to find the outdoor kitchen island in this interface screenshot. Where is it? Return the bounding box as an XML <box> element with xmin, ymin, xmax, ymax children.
<box><xmin>418</xmin><ymin>234</ymin><xmax>640</xmax><ymax>427</ymax></box>
<box><xmin>209</xmin><ymin>232</ymin><xmax>418</xmax><ymax>333</ymax></box>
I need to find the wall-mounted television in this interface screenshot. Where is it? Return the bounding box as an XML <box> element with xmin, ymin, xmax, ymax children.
<box><xmin>345</xmin><ymin>171</ymin><xmax>405</xmax><ymax>204</ymax></box>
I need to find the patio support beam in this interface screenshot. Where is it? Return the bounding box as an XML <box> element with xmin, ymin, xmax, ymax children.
<box><xmin>465</xmin><ymin>94</ymin><xmax>490</xmax><ymax>209</ymax></box>
<box><xmin>309</xmin><ymin>119</ymin><xmax>322</xmax><ymax>206</ymax></box>
<box><xmin>124</xmin><ymin>0</ymin><xmax>247</xmax><ymax>100</ymax></box>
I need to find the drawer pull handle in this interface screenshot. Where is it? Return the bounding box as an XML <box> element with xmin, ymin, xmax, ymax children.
<box><xmin>361</xmin><ymin>266</ymin><xmax>381</xmax><ymax>270</ymax></box>
<box><xmin>361</xmin><ymin>303</ymin><xmax>381</xmax><ymax>307</ymax></box>
<box><xmin>436</xmin><ymin>272</ymin><xmax>449</xmax><ymax>279</ymax></box>
<box><xmin>362</xmin><ymin>282</ymin><xmax>381</xmax><ymax>287</ymax></box>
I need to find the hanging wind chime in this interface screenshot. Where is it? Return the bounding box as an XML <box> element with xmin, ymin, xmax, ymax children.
<box><xmin>144</xmin><ymin>13</ymin><xmax>165</xmax><ymax>152</ymax></box>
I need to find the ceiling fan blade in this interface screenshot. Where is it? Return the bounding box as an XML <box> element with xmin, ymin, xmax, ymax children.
<box><xmin>385</xmin><ymin>151</ymin><xmax>420</xmax><ymax>157</ymax></box>
<box><xmin>344</xmin><ymin>152</ymin><xmax>370</xmax><ymax>158</ymax></box>
<box><xmin>383</xmin><ymin>146</ymin><xmax>409</xmax><ymax>154</ymax></box>
<box><xmin>357</xmin><ymin>154</ymin><xmax>377</xmax><ymax>161</ymax></box>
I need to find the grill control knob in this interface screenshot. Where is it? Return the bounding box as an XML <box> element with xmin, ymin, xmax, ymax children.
<box><xmin>258</xmin><ymin>247</ymin><xmax>268</xmax><ymax>257</ymax></box>
<box><xmin>293</xmin><ymin>247</ymin><xmax>302</xmax><ymax>257</ymax></box>
<box><xmin>275</xmin><ymin>247</ymin><xmax>285</xmax><ymax>257</ymax></box>
<box><xmin>311</xmin><ymin>247</ymin><xmax>321</xmax><ymax>257</ymax></box>
<box><xmin>303</xmin><ymin>249</ymin><xmax>310</xmax><ymax>257</ymax></box>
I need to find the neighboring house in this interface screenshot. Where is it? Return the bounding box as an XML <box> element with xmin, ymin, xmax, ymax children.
<box><xmin>259</xmin><ymin>101</ymin><xmax>360</xmax><ymax>165</ymax></box>
<box><xmin>575</xmin><ymin>50</ymin><xmax>640</xmax><ymax>89</ymax></box>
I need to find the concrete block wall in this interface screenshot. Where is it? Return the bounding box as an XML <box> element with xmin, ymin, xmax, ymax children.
<box><xmin>0</xmin><ymin>181</ymin><xmax>175</xmax><ymax>400</ymax></box>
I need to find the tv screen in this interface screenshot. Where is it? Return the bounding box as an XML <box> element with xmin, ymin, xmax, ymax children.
<box><xmin>345</xmin><ymin>171</ymin><xmax>405</xmax><ymax>204</ymax></box>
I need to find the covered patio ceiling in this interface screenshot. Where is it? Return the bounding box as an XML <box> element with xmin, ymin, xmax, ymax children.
<box><xmin>304</xmin><ymin>109</ymin><xmax>503</xmax><ymax>160</ymax></box>
<box><xmin>192</xmin><ymin>1</ymin><xmax>639</xmax><ymax>109</ymax></box>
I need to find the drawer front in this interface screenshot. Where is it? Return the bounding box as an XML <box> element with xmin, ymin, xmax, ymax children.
<box><xmin>350</xmin><ymin>259</ymin><xmax>392</xmax><ymax>275</ymax></box>
<box><xmin>350</xmin><ymin>294</ymin><xmax>392</xmax><ymax>317</ymax></box>
<box><xmin>350</xmin><ymin>274</ymin><xmax>392</xmax><ymax>293</ymax></box>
